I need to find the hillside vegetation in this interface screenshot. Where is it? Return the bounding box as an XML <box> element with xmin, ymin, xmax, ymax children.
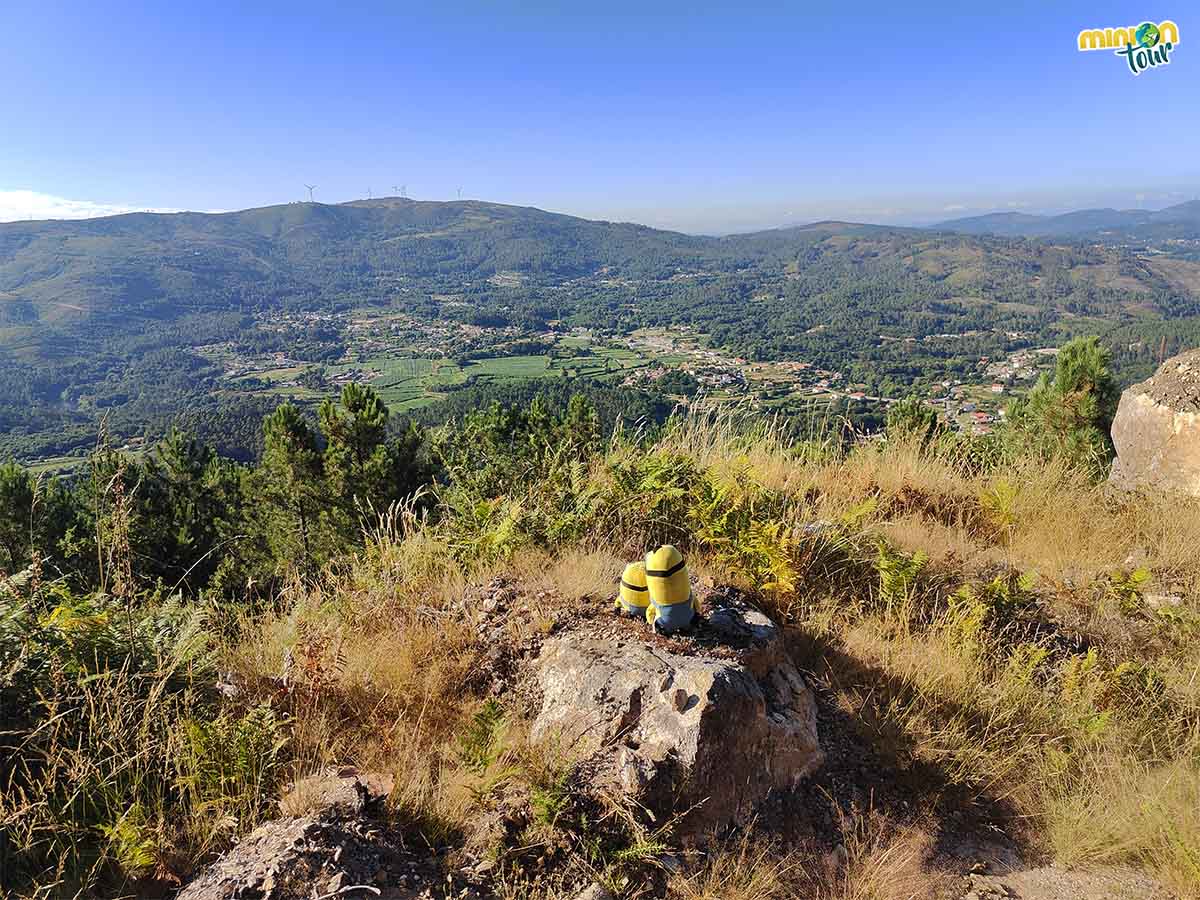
<box><xmin>3</xmin><ymin>341</ymin><xmax>1199</xmax><ymax>898</ymax></box>
<box><xmin>5</xmin><ymin>198</ymin><xmax>1200</xmax><ymax>462</ymax></box>
<box><xmin>936</xmin><ymin>199</ymin><xmax>1200</xmax><ymax>243</ymax></box>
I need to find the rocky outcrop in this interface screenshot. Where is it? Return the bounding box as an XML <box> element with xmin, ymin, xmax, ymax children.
<box><xmin>177</xmin><ymin>770</ymin><xmax>460</xmax><ymax>900</ymax></box>
<box><xmin>1110</xmin><ymin>349</ymin><xmax>1200</xmax><ymax>496</ymax></box>
<box><xmin>530</xmin><ymin>590</ymin><xmax>822</xmax><ymax>838</ymax></box>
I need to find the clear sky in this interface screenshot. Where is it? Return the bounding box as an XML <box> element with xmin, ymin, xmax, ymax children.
<box><xmin>1</xmin><ymin>1</ymin><xmax>1195</xmax><ymax>232</ymax></box>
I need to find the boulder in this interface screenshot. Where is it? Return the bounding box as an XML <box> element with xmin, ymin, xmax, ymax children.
<box><xmin>530</xmin><ymin>591</ymin><xmax>821</xmax><ymax>838</ymax></box>
<box><xmin>1110</xmin><ymin>349</ymin><xmax>1200</xmax><ymax>496</ymax></box>
<box><xmin>177</xmin><ymin>771</ymin><xmax>448</xmax><ymax>900</ymax></box>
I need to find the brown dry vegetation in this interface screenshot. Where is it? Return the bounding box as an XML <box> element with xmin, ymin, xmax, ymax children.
<box><xmin>6</xmin><ymin>416</ymin><xmax>1200</xmax><ymax>898</ymax></box>
<box><xmin>243</xmin><ymin>420</ymin><xmax>1200</xmax><ymax>892</ymax></box>
<box><xmin>226</xmin><ymin>420</ymin><xmax>1200</xmax><ymax>895</ymax></box>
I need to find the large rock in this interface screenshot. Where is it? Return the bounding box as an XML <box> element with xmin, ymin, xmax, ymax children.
<box><xmin>177</xmin><ymin>771</ymin><xmax>447</xmax><ymax>900</ymax></box>
<box><xmin>1110</xmin><ymin>349</ymin><xmax>1200</xmax><ymax>496</ymax></box>
<box><xmin>530</xmin><ymin>591</ymin><xmax>821</xmax><ymax>838</ymax></box>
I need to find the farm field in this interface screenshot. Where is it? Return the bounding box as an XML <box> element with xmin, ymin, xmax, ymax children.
<box><xmin>215</xmin><ymin>328</ymin><xmax>676</xmax><ymax>415</ymax></box>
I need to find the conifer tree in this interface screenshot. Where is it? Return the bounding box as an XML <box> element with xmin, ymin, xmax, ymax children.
<box><xmin>0</xmin><ymin>461</ymin><xmax>35</xmax><ymax>573</ymax></box>
<box><xmin>257</xmin><ymin>403</ymin><xmax>325</xmax><ymax>567</ymax></box>
<box><xmin>1005</xmin><ymin>335</ymin><xmax>1119</xmax><ymax>472</ymax></box>
<box><xmin>319</xmin><ymin>384</ymin><xmax>430</xmax><ymax>539</ymax></box>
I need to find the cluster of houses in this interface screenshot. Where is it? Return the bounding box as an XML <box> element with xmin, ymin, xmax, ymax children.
<box><xmin>982</xmin><ymin>347</ymin><xmax>1059</xmax><ymax>386</ymax></box>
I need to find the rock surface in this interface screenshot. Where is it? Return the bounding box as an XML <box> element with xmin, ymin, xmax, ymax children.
<box><xmin>948</xmin><ymin>865</ymin><xmax>1174</xmax><ymax>900</ymax></box>
<box><xmin>1110</xmin><ymin>348</ymin><xmax>1200</xmax><ymax>495</ymax></box>
<box><xmin>177</xmin><ymin>771</ymin><xmax>457</xmax><ymax>900</ymax></box>
<box><xmin>530</xmin><ymin>590</ymin><xmax>822</xmax><ymax>837</ymax></box>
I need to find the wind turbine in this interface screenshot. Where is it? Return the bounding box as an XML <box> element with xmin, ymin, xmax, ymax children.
<box><xmin>304</xmin><ymin>184</ymin><xmax>316</xmax><ymax>203</ymax></box>
<box><xmin>457</xmin><ymin>187</ymin><xmax>463</xmax><ymax>200</ymax></box>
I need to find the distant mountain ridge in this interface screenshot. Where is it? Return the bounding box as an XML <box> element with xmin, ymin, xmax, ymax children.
<box><xmin>3</xmin><ymin>196</ymin><xmax>1199</xmax><ymax>343</ymax></box>
<box><xmin>4</xmin><ymin>194</ymin><xmax>1200</xmax><ymax>464</ymax></box>
<box><xmin>0</xmin><ymin>198</ymin><xmax>716</xmax><ymax>326</ymax></box>
<box><xmin>934</xmin><ymin>200</ymin><xmax>1200</xmax><ymax>240</ymax></box>
<box><xmin>0</xmin><ymin>197</ymin><xmax>923</xmax><ymax>331</ymax></box>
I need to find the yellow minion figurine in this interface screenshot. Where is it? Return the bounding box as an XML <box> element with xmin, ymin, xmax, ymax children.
<box><xmin>615</xmin><ymin>560</ymin><xmax>650</xmax><ymax>616</ymax></box>
<box><xmin>643</xmin><ymin>544</ymin><xmax>698</xmax><ymax>632</ymax></box>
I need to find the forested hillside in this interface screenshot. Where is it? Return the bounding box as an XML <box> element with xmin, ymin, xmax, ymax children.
<box><xmin>4</xmin><ymin>198</ymin><xmax>1200</xmax><ymax>463</ymax></box>
<box><xmin>936</xmin><ymin>199</ymin><xmax>1200</xmax><ymax>242</ymax></box>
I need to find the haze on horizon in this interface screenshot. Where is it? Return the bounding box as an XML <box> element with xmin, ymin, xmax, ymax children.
<box><xmin>2</xmin><ymin>1</ymin><xmax>1196</xmax><ymax>233</ymax></box>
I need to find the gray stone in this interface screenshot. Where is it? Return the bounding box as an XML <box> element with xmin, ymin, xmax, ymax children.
<box><xmin>574</xmin><ymin>884</ymin><xmax>616</xmax><ymax>900</ymax></box>
<box><xmin>1110</xmin><ymin>349</ymin><xmax>1200</xmax><ymax>496</ymax></box>
<box><xmin>530</xmin><ymin>599</ymin><xmax>821</xmax><ymax>837</ymax></box>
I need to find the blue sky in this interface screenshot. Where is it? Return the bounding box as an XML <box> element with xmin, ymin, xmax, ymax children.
<box><xmin>1</xmin><ymin>1</ymin><xmax>1195</xmax><ymax>232</ymax></box>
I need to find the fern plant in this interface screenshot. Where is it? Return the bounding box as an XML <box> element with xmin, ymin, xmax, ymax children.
<box><xmin>1109</xmin><ymin>566</ymin><xmax>1152</xmax><ymax>615</ymax></box>
<box><xmin>177</xmin><ymin>704</ymin><xmax>286</xmax><ymax>828</ymax></box>
<box><xmin>875</xmin><ymin>542</ymin><xmax>928</xmax><ymax>621</ymax></box>
<box><xmin>455</xmin><ymin>700</ymin><xmax>520</xmax><ymax>803</ymax></box>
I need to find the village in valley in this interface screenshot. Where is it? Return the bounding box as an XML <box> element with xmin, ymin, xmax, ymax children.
<box><xmin>192</xmin><ymin>305</ymin><xmax>1060</xmax><ymax>435</ymax></box>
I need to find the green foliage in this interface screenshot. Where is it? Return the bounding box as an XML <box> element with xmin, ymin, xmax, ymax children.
<box><xmin>1109</xmin><ymin>566</ymin><xmax>1152</xmax><ymax>614</ymax></box>
<box><xmin>6</xmin><ymin>195</ymin><xmax>1198</xmax><ymax>463</ymax></box>
<box><xmin>432</xmin><ymin>395</ymin><xmax>613</xmax><ymax>558</ymax></box>
<box><xmin>1058</xmin><ymin>648</ymin><xmax>1111</xmax><ymax>741</ymax></box>
<box><xmin>0</xmin><ymin>461</ymin><xmax>79</xmax><ymax>578</ymax></box>
<box><xmin>691</xmin><ymin>472</ymin><xmax>803</xmax><ymax>597</ymax></box>
<box><xmin>455</xmin><ymin>700</ymin><xmax>522</xmax><ymax>804</ymax></box>
<box><xmin>320</xmin><ymin>384</ymin><xmax>433</xmax><ymax>542</ymax></box>
<box><xmin>978</xmin><ymin>478</ymin><xmax>1020</xmax><ymax>556</ymax></box>
<box><xmin>875</xmin><ymin>543</ymin><xmax>928</xmax><ymax>617</ymax></box>
<box><xmin>178</xmin><ymin>704</ymin><xmax>286</xmax><ymax>827</ymax></box>
<box><xmin>0</xmin><ymin>587</ymin><xmax>228</xmax><ymax>893</ymax></box>
<box><xmin>605</xmin><ymin>449</ymin><xmax>702</xmax><ymax>549</ymax></box>
<box><xmin>456</xmin><ymin>700</ymin><xmax>509</xmax><ymax>777</ymax></box>
<box><xmin>435</xmin><ymin>395</ymin><xmax>600</xmax><ymax>500</ymax></box>
<box><xmin>255</xmin><ymin>402</ymin><xmax>327</xmax><ymax>567</ymax></box>
<box><xmin>98</xmin><ymin>803</ymin><xmax>160</xmax><ymax>878</ymax></box>
<box><xmin>1004</xmin><ymin>336</ymin><xmax>1120</xmax><ymax>474</ymax></box>
<box><xmin>530</xmin><ymin>774</ymin><xmax>571</xmax><ymax>830</ymax></box>
<box><xmin>885</xmin><ymin>394</ymin><xmax>942</xmax><ymax>444</ymax></box>
<box><xmin>947</xmin><ymin>572</ymin><xmax>1037</xmax><ymax>645</ymax></box>
<box><xmin>939</xmin><ymin>429</ymin><xmax>1006</xmax><ymax>476</ymax></box>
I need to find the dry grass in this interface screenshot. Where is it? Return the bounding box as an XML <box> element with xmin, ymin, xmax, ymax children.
<box><xmin>832</xmin><ymin>618</ymin><xmax>1050</xmax><ymax>802</ymax></box>
<box><xmin>668</xmin><ymin>836</ymin><xmax>802</xmax><ymax>900</ymax></box>
<box><xmin>224</xmin><ymin>542</ymin><xmax>493</xmax><ymax>845</ymax></box>
<box><xmin>20</xmin><ymin>412</ymin><xmax>1200</xmax><ymax>898</ymax></box>
<box><xmin>659</xmin><ymin>417</ymin><xmax>1200</xmax><ymax>599</ymax></box>
<box><xmin>815</xmin><ymin>808</ymin><xmax>946</xmax><ymax>900</ymax></box>
<box><xmin>1047</xmin><ymin>752</ymin><xmax>1200</xmax><ymax>897</ymax></box>
<box><xmin>519</xmin><ymin>545</ymin><xmax>628</xmax><ymax>602</ymax></box>
<box><xmin>119</xmin><ymin>417</ymin><xmax>1200</xmax><ymax>895</ymax></box>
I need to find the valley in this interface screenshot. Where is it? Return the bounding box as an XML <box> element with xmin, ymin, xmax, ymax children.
<box><xmin>2</xmin><ymin>197</ymin><xmax>1199</xmax><ymax>465</ymax></box>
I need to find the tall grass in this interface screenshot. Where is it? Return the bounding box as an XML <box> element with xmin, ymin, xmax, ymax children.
<box><xmin>6</xmin><ymin>409</ymin><xmax>1200</xmax><ymax>896</ymax></box>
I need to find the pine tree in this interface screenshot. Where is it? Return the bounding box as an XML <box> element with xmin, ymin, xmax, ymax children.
<box><xmin>886</xmin><ymin>395</ymin><xmax>941</xmax><ymax>445</ymax></box>
<box><xmin>319</xmin><ymin>384</ymin><xmax>389</xmax><ymax>487</ymax></box>
<box><xmin>319</xmin><ymin>384</ymin><xmax>430</xmax><ymax>540</ymax></box>
<box><xmin>140</xmin><ymin>429</ymin><xmax>244</xmax><ymax>591</ymax></box>
<box><xmin>1005</xmin><ymin>335</ymin><xmax>1119</xmax><ymax>472</ymax></box>
<box><xmin>256</xmin><ymin>403</ymin><xmax>325</xmax><ymax>568</ymax></box>
<box><xmin>0</xmin><ymin>461</ymin><xmax>35</xmax><ymax>573</ymax></box>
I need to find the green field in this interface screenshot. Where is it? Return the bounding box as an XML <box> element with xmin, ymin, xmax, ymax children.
<box><xmin>224</xmin><ymin>337</ymin><xmax>678</xmax><ymax>413</ymax></box>
<box><xmin>463</xmin><ymin>354</ymin><xmax>553</xmax><ymax>380</ymax></box>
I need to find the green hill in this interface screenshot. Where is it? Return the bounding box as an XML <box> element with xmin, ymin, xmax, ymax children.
<box><xmin>4</xmin><ymin>198</ymin><xmax>1200</xmax><ymax>462</ymax></box>
<box><xmin>935</xmin><ymin>199</ymin><xmax>1200</xmax><ymax>241</ymax></box>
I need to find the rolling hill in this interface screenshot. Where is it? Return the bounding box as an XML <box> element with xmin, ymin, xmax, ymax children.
<box><xmin>934</xmin><ymin>199</ymin><xmax>1200</xmax><ymax>241</ymax></box>
<box><xmin>0</xmin><ymin>199</ymin><xmax>720</xmax><ymax>328</ymax></box>
<box><xmin>3</xmin><ymin>196</ymin><xmax>1199</xmax><ymax>337</ymax></box>
<box><xmin>4</xmin><ymin>197</ymin><xmax>1200</xmax><ymax>462</ymax></box>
